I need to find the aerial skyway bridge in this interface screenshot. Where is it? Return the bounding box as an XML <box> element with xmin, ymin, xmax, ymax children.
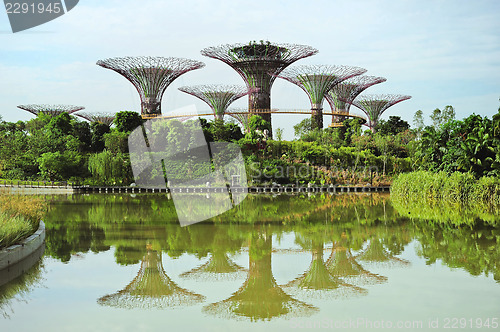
<box><xmin>142</xmin><ymin>108</ymin><xmax>367</xmax><ymax>127</ymax></box>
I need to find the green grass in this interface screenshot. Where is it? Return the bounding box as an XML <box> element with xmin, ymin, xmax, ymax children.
<box><xmin>391</xmin><ymin>171</ymin><xmax>500</xmax><ymax>204</ymax></box>
<box><xmin>391</xmin><ymin>171</ymin><xmax>500</xmax><ymax>226</ymax></box>
<box><xmin>0</xmin><ymin>212</ymin><xmax>37</xmax><ymax>248</ymax></box>
<box><xmin>0</xmin><ymin>195</ymin><xmax>47</xmax><ymax>249</ymax></box>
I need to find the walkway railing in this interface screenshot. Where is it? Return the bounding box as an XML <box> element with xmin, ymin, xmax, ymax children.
<box><xmin>72</xmin><ymin>185</ymin><xmax>390</xmax><ymax>194</ymax></box>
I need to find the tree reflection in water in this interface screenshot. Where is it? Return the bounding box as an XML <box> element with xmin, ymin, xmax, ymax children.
<box><xmin>98</xmin><ymin>244</ymin><xmax>205</xmax><ymax>309</ymax></box>
<box><xmin>202</xmin><ymin>229</ymin><xmax>318</xmax><ymax>321</ymax></box>
<box><xmin>23</xmin><ymin>192</ymin><xmax>499</xmax><ymax>320</ymax></box>
<box><xmin>282</xmin><ymin>241</ymin><xmax>368</xmax><ymax>299</ymax></box>
<box><xmin>283</xmin><ymin>226</ymin><xmax>369</xmax><ymax>299</ymax></box>
<box><xmin>326</xmin><ymin>246</ymin><xmax>387</xmax><ymax>285</ymax></box>
<box><xmin>0</xmin><ymin>246</ymin><xmax>45</xmax><ymax>319</ymax></box>
<box><xmin>180</xmin><ymin>251</ymin><xmax>246</xmax><ymax>281</ymax></box>
<box><xmin>356</xmin><ymin>237</ymin><xmax>410</xmax><ymax>267</ymax></box>
<box><xmin>180</xmin><ymin>225</ymin><xmax>246</xmax><ymax>281</ymax></box>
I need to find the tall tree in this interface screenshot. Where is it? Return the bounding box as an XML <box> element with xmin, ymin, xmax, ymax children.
<box><xmin>441</xmin><ymin>105</ymin><xmax>456</xmax><ymax>124</ymax></box>
<box><xmin>413</xmin><ymin>110</ymin><xmax>424</xmax><ymax>130</ymax></box>
<box><xmin>430</xmin><ymin>108</ymin><xmax>442</xmax><ymax>129</ymax></box>
<box><xmin>293</xmin><ymin>118</ymin><xmax>312</xmax><ymax>139</ymax></box>
<box><xmin>114</xmin><ymin>111</ymin><xmax>143</xmax><ymax>133</ymax></box>
<box><xmin>376</xmin><ymin>116</ymin><xmax>410</xmax><ymax>136</ymax></box>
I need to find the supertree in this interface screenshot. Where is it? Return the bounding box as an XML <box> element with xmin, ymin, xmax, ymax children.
<box><xmin>325</xmin><ymin>76</ymin><xmax>387</xmax><ymax>127</ymax></box>
<box><xmin>201</xmin><ymin>40</ymin><xmax>318</xmax><ymax>132</ymax></box>
<box><xmin>349</xmin><ymin>94</ymin><xmax>412</xmax><ymax>132</ymax></box>
<box><xmin>17</xmin><ymin>104</ymin><xmax>84</xmax><ymax>117</ymax></box>
<box><xmin>178</xmin><ymin>85</ymin><xmax>251</xmax><ymax>121</ymax></box>
<box><xmin>276</xmin><ymin>65</ymin><xmax>367</xmax><ymax>129</ymax></box>
<box><xmin>74</xmin><ymin>111</ymin><xmax>117</xmax><ymax>126</ymax></box>
<box><xmin>96</xmin><ymin>56</ymin><xmax>205</xmax><ymax>116</ymax></box>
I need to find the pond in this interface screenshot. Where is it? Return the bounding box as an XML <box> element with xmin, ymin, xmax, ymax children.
<box><xmin>1</xmin><ymin>193</ymin><xmax>499</xmax><ymax>331</ymax></box>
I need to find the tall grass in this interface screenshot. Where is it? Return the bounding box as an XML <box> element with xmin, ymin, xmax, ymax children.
<box><xmin>391</xmin><ymin>171</ymin><xmax>500</xmax><ymax>225</ymax></box>
<box><xmin>391</xmin><ymin>171</ymin><xmax>500</xmax><ymax>204</ymax></box>
<box><xmin>0</xmin><ymin>195</ymin><xmax>47</xmax><ymax>248</ymax></box>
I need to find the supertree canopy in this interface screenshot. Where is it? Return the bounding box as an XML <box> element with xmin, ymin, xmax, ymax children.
<box><xmin>96</xmin><ymin>56</ymin><xmax>205</xmax><ymax>116</ymax></box>
<box><xmin>276</xmin><ymin>65</ymin><xmax>367</xmax><ymax>129</ymax></box>
<box><xmin>349</xmin><ymin>94</ymin><xmax>412</xmax><ymax>132</ymax></box>
<box><xmin>325</xmin><ymin>76</ymin><xmax>387</xmax><ymax>127</ymax></box>
<box><xmin>17</xmin><ymin>104</ymin><xmax>84</xmax><ymax>117</ymax></box>
<box><xmin>201</xmin><ymin>41</ymin><xmax>318</xmax><ymax>128</ymax></box>
<box><xmin>178</xmin><ymin>85</ymin><xmax>250</xmax><ymax>121</ymax></box>
<box><xmin>74</xmin><ymin>111</ymin><xmax>117</xmax><ymax>126</ymax></box>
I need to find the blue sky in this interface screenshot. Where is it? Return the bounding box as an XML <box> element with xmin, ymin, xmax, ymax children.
<box><xmin>0</xmin><ymin>0</ymin><xmax>499</xmax><ymax>139</ymax></box>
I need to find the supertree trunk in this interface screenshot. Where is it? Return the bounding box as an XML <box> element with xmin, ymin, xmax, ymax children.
<box><xmin>142</xmin><ymin>98</ymin><xmax>161</xmax><ymax>116</ymax></box>
<box><xmin>249</xmin><ymin>89</ymin><xmax>272</xmax><ymax>124</ymax></box>
<box><xmin>311</xmin><ymin>104</ymin><xmax>323</xmax><ymax>130</ymax></box>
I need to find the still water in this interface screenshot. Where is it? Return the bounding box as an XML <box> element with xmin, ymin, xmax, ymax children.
<box><xmin>1</xmin><ymin>193</ymin><xmax>499</xmax><ymax>331</ymax></box>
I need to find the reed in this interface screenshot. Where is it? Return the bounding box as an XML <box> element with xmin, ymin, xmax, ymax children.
<box><xmin>391</xmin><ymin>171</ymin><xmax>500</xmax><ymax>225</ymax></box>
